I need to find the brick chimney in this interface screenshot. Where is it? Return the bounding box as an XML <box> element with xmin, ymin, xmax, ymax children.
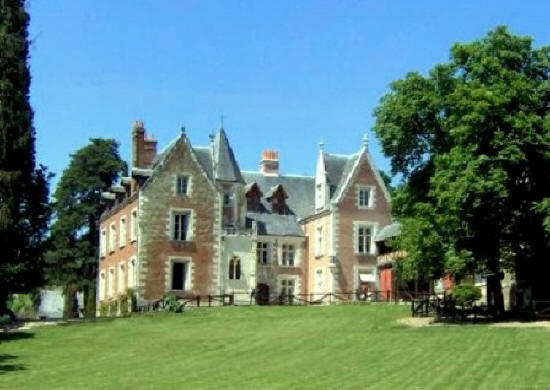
<box><xmin>260</xmin><ymin>149</ymin><xmax>279</xmax><ymax>176</ymax></box>
<box><xmin>132</xmin><ymin>120</ymin><xmax>157</xmax><ymax>168</ymax></box>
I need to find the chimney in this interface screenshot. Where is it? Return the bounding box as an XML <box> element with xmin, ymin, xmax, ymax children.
<box><xmin>260</xmin><ymin>149</ymin><xmax>279</xmax><ymax>176</ymax></box>
<box><xmin>132</xmin><ymin>120</ymin><xmax>157</xmax><ymax>168</ymax></box>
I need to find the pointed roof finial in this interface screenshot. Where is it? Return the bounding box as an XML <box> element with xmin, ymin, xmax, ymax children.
<box><xmin>319</xmin><ymin>139</ymin><xmax>325</xmax><ymax>151</ymax></box>
<box><xmin>362</xmin><ymin>133</ymin><xmax>369</xmax><ymax>149</ymax></box>
<box><xmin>180</xmin><ymin>124</ymin><xmax>186</xmax><ymax>136</ymax></box>
<box><xmin>220</xmin><ymin>113</ymin><xmax>225</xmax><ymax>129</ymax></box>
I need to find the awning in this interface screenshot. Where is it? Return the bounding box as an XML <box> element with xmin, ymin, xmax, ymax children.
<box><xmin>359</xmin><ymin>271</ymin><xmax>376</xmax><ymax>282</ymax></box>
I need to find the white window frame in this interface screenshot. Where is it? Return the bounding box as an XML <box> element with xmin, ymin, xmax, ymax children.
<box><xmin>119</xmin><ymin>216</ymin><xmax>127</xmax><ymax>248</ymax></box>
<box><xmin>174</xmin><ymin>173</ymin><xmax>192</xmax><ymax>197</ymax></box>
<box><xmin>99</xmin><ymin>271</ymin><xmax>106</xmax><ymax>300</ymax></box>
<box><xmin>109</xmin><ymin>223</ymin><xmax>116</xmax><ymax>253</ymax></box>
<box><xmin>118</xmin><ymin>262</ymin><xmax>126</xmax><ymax>293</ymax></box>
<box><xmin>281</xmin><ymin>244</ymin><xmax>295</xmax><ymax>267</ymax></box>
<box><xmin>100</xmin><ymin>228</ymin><xmax>107</xmax><ymax>257</ymax></box>
<box><xmin>353</xmin><ymin>221</ymin><xmax>378</xmax><ymax>255</ymax></box>
<box><xmin>128</xmin><ymin>257</ymin><xmax>136</xmax><ymax>289</ymax></box>
<box><xmin>169</xmin><ymin>208</ymin><xmax>194</xmax><ymax>242</ymax></box>
<box><xmin>315</xmin><ymin>268</ymin><xmax>324</xmax><ymax>294</ymax></box>
<box><xmin>277</xmin><ymin>275</ymin><xmax>299</xmax><ymax>296</ymax></box>
<box><xmin>166</xmin><ymin>257</ymin><xmax>193</xmax><ymax>291</ymax></box>
<box><xmin>356</xmin><ymin>185</ymin><xmax>376</xmax><ymax>210</ymax></box>
<box><xmin>257</xmin><ymin>242</ymin><xmax>270</xmax><ymax>265</ymax></box>
<box><xmin>108</xmin><ymin>267</ymin><xmax>115</xmax><ymax>298</ymax></box>
<box><xmin>130</xmin><ymin>208</ymin><xmax>138</xmax><ymax>242</ymax></box>
<box><xmin>315</xmin><ymin>225</ymin><xmax>324</xmax><ymax>257</ymax></box>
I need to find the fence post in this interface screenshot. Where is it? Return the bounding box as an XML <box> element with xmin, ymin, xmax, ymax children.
<box><xmin>230</xmin><ymin>293</ymin><xmax>234</xmax><ymax>306</ymax></box>
<box><xmin>208</xmin><ymin>295</ymin><xmax>212</xmax><ymax>307</ymax></box>
<box><xmin>196</xmin><ymin>295</ymin><xmax>200</xmax><ymax>307</ymax></box>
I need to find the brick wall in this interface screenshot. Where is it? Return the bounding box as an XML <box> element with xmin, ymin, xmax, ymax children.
<box><xmin>336</xmin><ymin>154</ymin><xmax>391</xmax><ymax>292</ymax></box>
<box><xmin>139</xmin><ymin>137</ymin><xmax>217</xmax><ymax>300</ymax></box>
<box><xmin>98</xmin><ymin>198</ymin><xmax>138</xmax><ymax>301</ymax></box>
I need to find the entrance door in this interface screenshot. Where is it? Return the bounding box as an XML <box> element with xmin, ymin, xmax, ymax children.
<box><xmin>256</xmin><ymin>283</ymin><xmax>270</xmax><ymax>305</ymax></box>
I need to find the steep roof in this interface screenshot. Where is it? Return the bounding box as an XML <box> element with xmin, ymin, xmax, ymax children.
<box><xmin>324</xmin><ymin>152</ymin><xmax>360</xmax><ymax>201</ymax></box>
<box><xmin>150</xmin><ymin>128</ymin><xmax>243</xmax><ymax>183</ymax></box>
<box><xmin>213</xmin><ymin>129</ymin><xmax>244</xmax><ymax>183</ymax></box>
<box><xmin>241</xmin><ymin>172</ymin><xmax>315</xmax><ymax>219</ymax></box>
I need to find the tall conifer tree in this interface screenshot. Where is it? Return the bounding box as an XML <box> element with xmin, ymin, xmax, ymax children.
<box><xmin>0</xmin><ymin>0</ymin><xmax>50</xmax><ymax>318</ymax></box>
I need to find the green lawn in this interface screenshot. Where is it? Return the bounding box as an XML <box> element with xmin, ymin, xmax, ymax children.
<box><xmin>1</xmin><ymin>304</ymin><xmax>550</xmax><ymax>389</ymax></box>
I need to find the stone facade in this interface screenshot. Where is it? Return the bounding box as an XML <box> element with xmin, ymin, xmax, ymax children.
<box><xmin>97</xmin><ymin>122</ymin><xmax>392</xmax><ymax>311</ymax></box>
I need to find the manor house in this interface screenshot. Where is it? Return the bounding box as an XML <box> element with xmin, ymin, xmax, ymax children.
<box><xmin>97</xmin><ymin>121</ymin><xmax>392</xmax><ymax>307</ymax></box>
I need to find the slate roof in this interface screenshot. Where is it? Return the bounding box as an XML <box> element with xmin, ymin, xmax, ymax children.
<box><xmin>213</xmin><ymin>129</ymin><xmax>244</xmax><ymax>183</ymax></box>
<box><xmin>150</xmin><ymin>129</ymin><xmax>243</xmax><ymax>183</ymax></box>
<box><xmin>375</xmin><ymin>222</ymin><xmax>401</xmax><ymax>242</ymax></box>
<box><xmin>241</xmin><ymin>172</ymin><xmax>315</xmax><ymax>219</ymax></box>
<box><xmin>192</xmin><ymin>146</ymin><xmax>214</xmax><ymax>180</ymax></box>
<box><xmin>324</xmin><ymin>152</ymin><xmax>360</xmax><ymax>201</ymax></box>
<box><xmin>245</xmin><ymin>212</ymin><xmax>305</xmax><ymax>236</ymax></box>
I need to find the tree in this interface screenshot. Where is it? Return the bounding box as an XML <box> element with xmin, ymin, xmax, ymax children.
<box><xmin>374</xmin><ymin>26</ymin><xmax>550</xmax><ymax>314</ymax></box>
<box><xmin>0</xmin><ymin>0</ymin><xmax>51</xmax><ymax>320</ymax></box>
<box><xmin>46</xmin><ymin>139</ymin><xmax>126</xmax><ymax>319</ymax></box>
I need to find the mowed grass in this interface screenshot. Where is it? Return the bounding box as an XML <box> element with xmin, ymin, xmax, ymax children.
<box><xmin>2</xmin><ymin>305</ymin><xmax>550</xmax><ymax>389</ymax></box>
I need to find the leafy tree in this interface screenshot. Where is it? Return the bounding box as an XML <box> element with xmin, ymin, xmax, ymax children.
<box><xmin>0</xmin><ymin>0</ymin><xmax>51</xmax><ymax>320</ymax></box>
<box><xmin>374</xmin><ymin>26</ymin><xmax>550</xmax><ymax>314</ymax></box>
<box><xmin>46</xmin><ymin>139</ymin><xmax>126</xmax><ymax>318</ymax></box>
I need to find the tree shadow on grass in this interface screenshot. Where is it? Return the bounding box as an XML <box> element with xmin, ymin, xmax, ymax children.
<box><xmin>0</xmin><ymin>332</ymin><xmax>34</xmax><ymax>375</ymax></box>
<box><xmin>0</xmin><ymin>354</ymin><xmax>26</xmax><ymax>375</ymax></box>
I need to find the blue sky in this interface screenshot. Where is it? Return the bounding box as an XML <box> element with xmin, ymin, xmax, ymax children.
<box><xmin>28</xmin><ymin>1</ymin><xmax>550</xmax><ymax>190</ymax></box>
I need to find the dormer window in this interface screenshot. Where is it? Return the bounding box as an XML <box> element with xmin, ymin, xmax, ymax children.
<box><xmin>266</xmin><ymin>184</ymin><xmax>288</xmax><ymax>215</ymax></box>
<box><xmin>245</xmin><ymin>182</ymin><xmax>263</xmax><ymax>212</ymax></box>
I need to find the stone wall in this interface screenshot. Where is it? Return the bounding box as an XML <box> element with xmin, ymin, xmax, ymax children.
<box><xmin>139</xmin><ymin>137</ymin><xmax>217</xmax><ymax>300</ymax></box>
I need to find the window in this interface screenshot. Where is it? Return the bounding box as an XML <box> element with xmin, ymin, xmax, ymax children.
<box><xmin>109</xmin><ymin>223</ymin><xmax>116</xmax><ymax>253</ymax></box>
<box><xmin>127</xmin><ymin>258</ymin><xmax>136</xmax><ymax>288</ymax></box>
<box><xmin>100</xmin><ymin>229</ymin><xmax>107</xmax><ymax>257</ymax></box>
<box><xmin>119</xmin><ymin>217</ymin><xmax>127</xmax><ymax>248</ymax></box>
<box><xmin>171</xmin><ymin>261</ymin><xmax>188</xmax><ymax>290</ymax></box>
<box><xmin>108</xmin><ymin>267</ymin><xmax>115</xmax><ymax>298</ymax></box>
<box><xmin>281</xmin><ymin>245</ymin><xmax>295</xmax><ymax>266</ymax></box>
<box><xmin>118</xmin><ymin>263</ymin><xmax>126</xmax><ymax>293</ymax></box>
<box><xmin>228</xmin><ymin>257</ymin><xmax>241</xmax><ymax>280</ymax></box>
<box><xmin>257</xmin><ymin>242</ymin><xmax>269</xmax><ymax>265</ymax></box>
<box><xmin>99</xmin><ymin>272</ymin><xmax>106</xmax><ymax>300</ymax></box>
<box><xmin>176</xmin><ymin>175</ymin><xmax>189</xmax><ymax>196</ymax></box>
<box><xmin>223</xmin><ymin>193</ymin><xmax>232</xmax><ymax>206</ymax></box>
<box><xmin>315</xmin><ymin>226</ymin><xmax>323</xmax><ymax>257</ymax></box>
<box><xmin>130</xmin><ymin>209</ymin><xmax>137</xmax><ymax>242</ymax></box>
<box><xmin>357</xmin><ymin>225</ymin><xmax>372</xmax><ymax>254</ymax></box>
<box><xmin>173</xmin><ymin>212</ymin><xmax>189</xmax><ymax>241</ymax></box>
<box><xmin>280</xmin><ymin>279</ymin><xmax>295</xmax><ymax>296</ymax></box>
<box><xmin>357</xmin><ymin>186</ymin><xmax>375</xmax><ymax>209</ymax></box>
<box><xmin>315</xmin><ymin>269</ymin><xmax>324</xmax><ymax>294</ymax></box>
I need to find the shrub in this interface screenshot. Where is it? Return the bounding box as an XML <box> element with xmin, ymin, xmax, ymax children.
<box><xmin>8</xmin><ymin>293</ymin><xmax>38</xmax><ymax>319</ymax></box>
<box><xmin>119</xmin><ymin>294</ymin><xmax>129</xmax><ymax>316</ymax></box>
<box><xmin>108</xmin><ymin>300</ymin><xmax>118</xmax><ymax>316</ymax></box>
<box><xmin>163</xmin><ymin>294</ymin><xmax>184</xmax><ymax>313</ymax></box>
<box><xmin>99</xmin><ymin>301</ymin><xmax>108</xmax><ymax>317</ymax></box>
<box><xmin>451</xmin><ymin>283</ymin><xmax>482</xmax><ymax>307</ymax></box>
